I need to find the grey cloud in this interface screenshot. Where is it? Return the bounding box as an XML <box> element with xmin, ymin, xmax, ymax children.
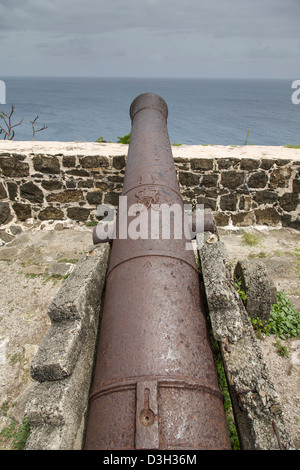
<box><xmin>0</xmin><ymin>0</ymin><xmax>299</xmax><ymax>78</ymax></box>
<box><xmin>36</xmin><ymin>36</ymin><xmax>94</xmax><ymax>57</ymax></box>
<box><xmin>0</xmin><ymin>0</ymin><xmax>297</xmax><ymax>38</ymax></box>
<box><xmin>245</xmin><ymin>45</ymin><xmax>294</xmax><ymax>60</ymax></box>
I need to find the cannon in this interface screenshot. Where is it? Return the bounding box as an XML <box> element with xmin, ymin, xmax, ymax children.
<box><xmin>84</xmin><ymin>93</ymin><xmax>231</xmax><ymax>450</ymax></box>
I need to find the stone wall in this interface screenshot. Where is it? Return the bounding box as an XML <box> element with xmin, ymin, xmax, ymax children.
<box><xmin>25</xmin><ymin>243</ymin><xmax>111</xmax><ymax>450</ymax></box>
<box><xmin>197</xmin><ymin>232</ymin><xmax>294</xmax><ymax>450</ymax></box>
<box><xmin>0</xmin><ymin>142</ymin><xmax>299</xmax><ymax>232</ymax></box>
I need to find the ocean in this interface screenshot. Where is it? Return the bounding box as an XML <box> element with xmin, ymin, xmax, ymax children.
<box><xmin>0</xmin><ymin>77</ymin><xmax>299</xmax><ymax>146</ymax></box>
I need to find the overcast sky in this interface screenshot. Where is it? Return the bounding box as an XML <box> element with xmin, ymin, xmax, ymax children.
<box><xmin>0</xmin><ymin>0</ymin><xmax>299</xmax><ymax>78</ymax></box>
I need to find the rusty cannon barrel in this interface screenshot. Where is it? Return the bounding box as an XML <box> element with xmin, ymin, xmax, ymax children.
<box><xmin>84</xmin><ymin>93</ymin><xmax>231</xmax><ymax>450</ymax></box>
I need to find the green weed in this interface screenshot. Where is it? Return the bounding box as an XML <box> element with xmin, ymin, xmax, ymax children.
<box><xmin>117</xmin><ymin>132</ymin><xmax>131</xmax><ymax>144</ymax></box>
<box><xmin>0</xmin><ymin>418</ymin><xmax>30</xmax><ymax>450</ymax></box>
<box><xmin>274</xmin><ymin>339</ymin><xmax>289</xmax><ymax>357</ymax></box>
<box><xmin>210</xmin><ymin>333</ymin><xmax>240</xmax><ymax>449</ymax></box>
<box><xmin>244</xmin><ymin>129</ymin><xmax>250</xmax><ymax>145</ymax></box>
<box><xmin>1</xmin><ymin>401</ymin><xmax>9</xmax><ymax>416</ymax></box>
<box><xmin>289</xmin><ymin>248</ymin><xmax>300</xmax><ymax>277</ymax></box>
<box><xmin>248</xmin><ymin>251</ymin><xmax>267</xmax><ymax>259</ymax></box>
<box><xmin>45</xmin><ymin>273</ymin><xmax>70</xmax><ymax>285</ymax></box>
<box><xmin>234</xmin><ymin>277</ymin><xmax>247</xmax><ymax>305</ymax></box>
<box><xmin>268</xmin><ymin>291</ymin><xmax>300</xmax><ymax>339</ymax></box>
<box><xmin>57</xmin><ymin>258</ymin><xmax>79</xmax><ymax>264</ymax></box>
<box><xmin>85</xmin><ymin>221</ymin><xmax>98</xmax><ymax>226</ymax></box>
<box><xmin>250</xmin><ymin>317</ymin><xmax>271</xmax><ymax>339</ymax></box>
<box><xmin>242</xmin><ymin>232</ymin><xmax>261</xmax><ymax>247</ymax></box>
<box><xmin>284</xmin><ymin>144</ymin><xmax>300</xmax><ymax>149</ymax></box>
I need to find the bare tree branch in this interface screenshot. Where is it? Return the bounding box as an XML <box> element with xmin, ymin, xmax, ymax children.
<box><xmin>31</xmin><ymin>115</ymin><xmax>47</xmax><ymax>141</ymax></box>
<box><xmin>0</xmin><ymin>105</ymin><xmax>23</xmax><ymax>140</ymax></box>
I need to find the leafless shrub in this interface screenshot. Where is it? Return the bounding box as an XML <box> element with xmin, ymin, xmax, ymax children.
<box><xmin>0</xmin><ymin>105</ymin><xmax>23</xmax><ymax>140</ymax></box>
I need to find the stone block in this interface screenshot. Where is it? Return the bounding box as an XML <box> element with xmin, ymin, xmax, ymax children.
<box><xmin>234</xmin><ymin>259</ymin><xmax>277</xmax><ymax>322</ymax></box>
<box><xmin>221</xmin><ymin>171</ymin><xmax>244</xmax><ymax>189</ymax></box>
<box><xmin>7</xmin><ymin>182</ymin><xmax>18</xmax><ymax>200</ymax></box>
<box><xmin>65</xmin><ymin>180</ymin><xmax>76</xmax><ymax>188</ymax></box>
<box><xmin>33</xmin><ymin>155</ymin><xmax>60</xmax><ymax>174</ymax></box>
<box><xmin>30</xmin><ymin>320</ymin><xmax>84</xmax><ymax>382</ymax></box>
<box><xmin>66</xmin><ymin>207</ymin><xmax>90</xmax><ymax>221</ymax></box>
<box><xmin>282</xmin><ymin>215</ymin><xmax>300</xmax><ymax>230</ymax></box>
<box><xmin>275</xmin><ymin>159</ymin><xmax>291</xmax><ymax>167</ymax></box>
<box><xmin>269</xmin><ymin>167</ymin><xmax>292</xmax><ymax>188</ymax></box>
<box><xmin>197</xmin><ymin>232</ymin><xmax>244</xmax><ymax>343</ymax></box>
<box><xmin>254</xmin><ymin>207</ymin><xmax>281</xmax><ymax>225</ymax></box>
<box><xmin>112</xmin><ymin>155</ymin><xmax>126</xmax><ymax>169</ymax></box>
<box><xmin>62</xmin><ymin>155</ymin><xmax>76</xmax><ymax>168</ymax></box>
<box><xmin>86</xmin><ymin>190</ymin><xmax>103</xmax><ymax>205</ymax></box>
<box><xmin>279</xmin><ymin>192</ymin><xmax>299</xmax><ymax>212</ymax></box>
<box><xmin>178</xmin><ymin>171</ymin><xmax>200</xmax><ymax>186</ymax></box>
<box><xmin>46</xmin><ymin>190</ymin><xmax>84</xmax><ymax>203</ymax></box>
<box><xmin>66</xmin><ymin>169</ymin><xmax>90</xmax><ymax>177</ymax></box>
<box><xmin>217</xmin><ymin>158</ymin><xmax>238</xmax><ymax>170</ymax></box>
<box><xmin>292</xmin><ymin>176</ymin><xmax>300</xmax><ymax>194</ymax></box>
<box><xmin>190</xmin><ymin>158</ymin><xmax>214</xmax><ymax>170</ymax></box>
<box><xmin>20</xmin><ymin>182</ymin><xmax>44</xmax><ymax>203</ymax></box>
<box><xmin>48</xmin><ymin>244</ymin><xmax>110</xmax><ymax>322</ymax></box>
<box><xmin>220</xmin><ymin>193</ymin><xmax>238</xmax><ymax>211</ymax></box>
<box><xmin>240</xmin><ymin>158</ymin><xmax>260</xmax><ymax>170</ymax></box>
<box><xmin>0</xmin><ymin>182</ymin><xmax>7</xmax><ymax>199</ymax></box>
<box><xmin>201</xmin><ymin>174</ymin><xmax>218</xmax><ymax>187</ymax></box>
<box><xmin>79</xmin><ymin>155</ymin><xmax>109</xmax><ymax>169</ymax></box>
<box><xmin>77</xmin><ymin>180</ymin><xmax>94</xmax><ymax>188</ymax></box>
<box><xmin>108</xmin><ymin>175</ymin><xmax>124</xmax><ymax>183</ymax></box>
<box><xmin>231</xmin><ymin>211</ymin><xmax>255</xmax><ymax>226</ymax></box>
<box><xmin>104</xmin><ymin>191</ymin><xmax>120</xmax><ymax>206</ymax></box>
<box><xmin>239</xmin><ymin>195</ymin><xmax>252</xmax><ymax>211</ymax></box>
<box><xmin>214</xmin><ymin>212</ymin><xmax>230</xmax><ymax>226</ymax></box>
<box><xmin>248</xmin><ymin>171</ymin><xmax>268</xmax><ymax>189</ymax></box>
<box><xmin>26</xmin><ymin>321</ymin><xmax>97</xmax><ymax>449</ymax></box>
<box><xmin>12</xmin><ymin>202</ymin><xmax>32</xmax><ymax>221</ymax></box>
<box><xmin>254</xmin><ymin>190</ymin><xmax>278</xmax><ymax>205</ymax></box>
<box><xmin>196</xmin><ymin>196</ymin><xmax>216</xmax><ymax>211</ymax></box>
<box><xmin>0</xmin><ymin>230</ymin><xmax>14</xmax><ymax>243</ymax></box>
<box><xmin>38</xmin><ymin>207</ymin><xmax>64</xmax><ymax>221</ymax></box>
<box><xmin>204</xmin><ymin>188</ymin><xmax>220</xmax><ymax>199</ymax></box>
<box><xmin>0</xmin><ymin>201</ymin><xmax>11</xmax><ymax>224</ymax></box>
<box><xmin>10</xmin><ymin>225</ymin><xmax>23</xmax><ymax>235</ymax></box>
<box><xmin>0</xmin><ymin>156</ymin><xmax>29</xmax><ymax>177</ymax></box>
<box><xmin>41</xmin><ymin>180</ymin><xmax>63</xmax><ymax>191</ymax></box>
<box><xmin>260</xmin><ymin>159</ymin><xmax>276</xmax><ymax>170</ymax></box>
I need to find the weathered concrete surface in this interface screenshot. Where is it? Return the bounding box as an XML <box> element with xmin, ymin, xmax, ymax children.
<box><xmin>0</xmin><ymin>223</ymin><xmax>100</xmax><ymax>449</ymax></box>
<box><xmin>197</xmin><ymin>232</ymin><xmax>245</xmax><ymax>344</ymax></box>
<box><xmin>25</xmin><ymin>242</ymin><xmax>110</xmax><ymax>449</ymax></box>
<box><xmin>197</xmin><ymin>231</ymin><xmax>295</xmax><ymax>450</ymax></box>
<box><xmin>30</xmin><ymin>243</ymin><xmax>110</xmax><ymax>383</ymax></box>
<box><xmin>234</xmin><ymin>259</ymin><xmax>277</xmax><ymax>322</ymax></box>
<box><xmin>25</xmin><ymin>323</ymin><xmax>106</xmax><ymax>450</ymax></box>
<box><xmin>219</xmin><ymin>226</ymin><xmax>300</xmax><ymax>450</ymax></box>
<box><xmin>0</xmin><ymin>221</ymin><xmax>299</xmax><ymax>450</ymax></box>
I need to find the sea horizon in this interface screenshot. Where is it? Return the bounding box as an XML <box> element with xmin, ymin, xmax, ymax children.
<box><xmin>1</xmin><ymin>76</ymin><xmax>299</xmax><ymax>146</ymax></box>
